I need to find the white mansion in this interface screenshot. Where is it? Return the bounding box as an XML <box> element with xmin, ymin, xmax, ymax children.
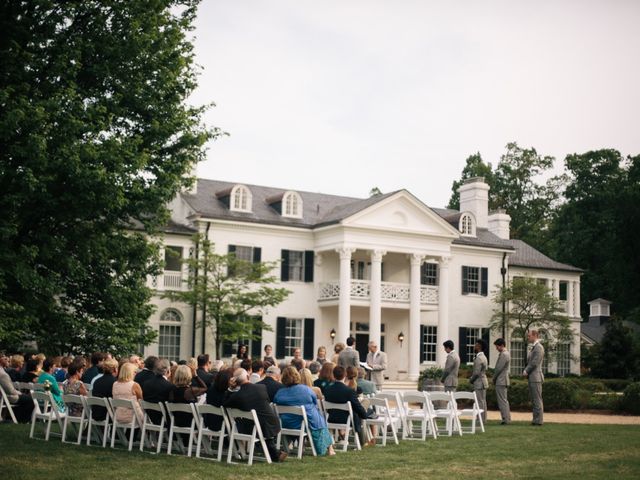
<box><xmin>146</xmin><ymin>177</ymin><xmax>583</xmax><ymax>380</ymax></box>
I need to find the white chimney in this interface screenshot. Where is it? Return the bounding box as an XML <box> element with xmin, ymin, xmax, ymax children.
<box><xmin>458</xmin><ymin>177</ymin><xmax>490</xmax><ymax>228</ymax></box>
<box><xmin>488</xmin><ymin>209</ymin><xmax>511</xmax><ymax>239</ymax></box>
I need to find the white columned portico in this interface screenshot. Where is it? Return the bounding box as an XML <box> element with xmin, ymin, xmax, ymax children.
<box><xmin>409</xmin><ymin>253</ymin><xmax>424</xmax><ymax>381</ymax></box>
<box><xmin>436</xmin><ymin>256</ymin><xmax>451</xmax><ymax>366</ymax></box>
<box><xmin>369</xmin><ymin>249</ymin><xmax>386</xmax><ymax>348</ymax></box>
<box><xmin>337</xmin><ymin>247</ymin><xmax>355</xmax><ymax>343</ymax></box>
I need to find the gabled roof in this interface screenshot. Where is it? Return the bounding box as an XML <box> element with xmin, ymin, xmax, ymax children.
<box><xmin>505</xmin><ymin>239</ymin><xmax>583</xmax><ymax>273</ymax></box>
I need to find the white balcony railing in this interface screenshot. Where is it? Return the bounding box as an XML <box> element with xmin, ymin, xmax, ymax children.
<box><xmin>163</xmin><ymin>272</ymin><xmax>183</xmax><ymax>289</ymax></box>
<box><xmin>318</xmin><ymin>280</ymin><xmax>438</xmax><ymax>305</ymax></box>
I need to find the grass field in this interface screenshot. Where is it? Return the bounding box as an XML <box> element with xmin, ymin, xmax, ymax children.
<box><xmin>1</xmin><ymin>421</ymin><xmax>639</xmax><ymax>480</ymax></box>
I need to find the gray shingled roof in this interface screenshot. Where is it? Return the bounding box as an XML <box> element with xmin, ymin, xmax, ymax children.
<box><xmin>505</xmin><ymin>239</ymin><xmax>583</xmax><ymax>272</ymax></box>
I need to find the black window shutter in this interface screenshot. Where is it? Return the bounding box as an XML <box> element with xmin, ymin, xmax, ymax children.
<box><xmin>251</xmin><ymin>318</ymin><xmax>262</xmax><ymax>358</ymax></box>
<box><xmin>276</xmin><ymin>317</ymin><xmax>286</xmax><ymax>359</ymax></box>
<box><xmin>381</xmin><ymin>262</ymin><xmax>385</xmax><ymax>281</ymax></box>
<box><xmin>304</xmin><ymin>251</ymin><xmax>314</xmax><ymax>282</ymax></box>
<box><xmin>481</xmin><ymin>328</ymin><xmax>490</xmax><ymax>363</ymax></box>
<box><xmin>303</xmin><ymin>318</ymin><xmax>315</xmax><ymax>359</ymax></box>
<box><xmin>419</xmin><ymin>325</ymin><xmax>426</xmax><ymax>362</ymax></box>
<box><xmin>462</xmin><ymin>266</ymin><xmax>469</xmax><ymax>294</ymax></box>
<box><xmin>459</xmin><ymin>327</ymin><xmax>468</xmax><ymax>364</ymax></box>
<box><xmin>227</xmin><ymin>245</ymin><xmax>237</xmax><ymax>276</ymax></box>
<box><xmin>481</xmin><ymin>267</ymin><xmax>488</xmax><ymax>296</ymax></box>
<box><xmin>253</xmin><ymin>247</ymin><xmax>261</xmax><ymax>263</ymax></box>
<box><xmin>228</xmin><ymin>245</ymin><xmax>236</xmax><ymax>254</ymax></box>
<box><xmin>281</xmin><ymin>250</ymin><xmax>289</xmax><ymax>282</ymax></box>
<box><xmin>222</xmin><ymin>340</ymin><xmax>234</xmax><ymax>357</ymax></box>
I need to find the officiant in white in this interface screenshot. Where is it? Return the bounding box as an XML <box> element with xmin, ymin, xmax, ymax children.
<box><xmin>366</xmin><ymin>341</ymin><xmax>387</xmax><ymax>390</ymax></box>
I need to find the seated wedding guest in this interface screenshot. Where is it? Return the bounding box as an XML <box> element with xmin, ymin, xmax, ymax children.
<box><xmin>91</xmin><ymin>358</ymin><xmax>119</xmax><ymax>421</ymax></box>
<box><xmin>63</xmin><ymin>359</ymin><xmax>88</xmax><ymax>416</ymax></box>
<box><xmin>55</xmin><ymin>356</ymin><xmax>73</xmax><ymax>382</ymax></box>
<box><xmin>300</xmin><ymin>367</ymin><xmax>323</xmax><ymax>400</ymax></box>
<box><xmin>250</xmin><ymin>360</ymin><xmax>264</xmax><ymax>383</ymax></box>
<box><xmin>240</xmin><ymin>358</ymin><xmax>252</xmax><ymax>373</ymax></box>
<box><xmin>331</xmin><ymin>343</ymin><xmax>345</xmax><ymax>364</ymax></box>
<box><xmin>315</xmin><ymin>346</ymin><xmax>327</xmax><ymax>365</ymax></box>
<box><xmin>224</xmin><ymin>368</ymin><xmax>287</xmax><ymax>462</ymax></box>
<box><xmin>169</xmin><ymin>365</ymin><xmax>206</xmax><ymax>427</ymax></box>
<box><xmin>263</xmin><ymin>344</ymin><xmax>275</xmax><ymax>366</ymax></box>
<box><xmin>274</xmin><ymin>367</ymin><xmax>335</xmax><ymax>456</ymax></box>
<box><xmin>346</xmin><ymin>366</ymin><xmax>362</xmax><ymax>394</ymax></box>
<box><xmin>196</xmin><ymin>354</ymin><xmax>215</xmax><ymax>387</ymax></box>
<box><xmin>0</xmin><ymin>352</ymin><xmax>34</xmax><ymax>422</ymax></box>
<box><xmin>187</xmin><ymin>357</ymin><xmax>207</xmax><ymax>389</ymax></box>
<box><xmin>236</xmin><ymin>344</ymin><xmax>249</xmax><ymax>362</ymax></box>
<box><xmin>204</xmin><ymin>368</ymin><xmax>232</xmax><ymax>430</ymax></box>
<box><xmin>22</xmin><ymin>357</ymin><xmax>42</xmax><ymax>383</ymax></box>
<box><xmin>129</xmin><ymin>354</ymin><xmax>144</xmax><ymax>371</ymax></box>
<box><xmin>313</xmin><ymin>362</ymin><xmax>335</xmax><ymax>394</ymax></box>
<box><xmin>323</xmin><ymin>366</ymin><xmax>368</xmax><ymax>438</ymax></box>
<box><xmin>257</xmin><ymin>365</ymin><xmax>284</xmax><ymax>401</ymax></box>
<box><xmin>210</xmin><ymin>360</ymin><xmax>224</xmax><ymax>374</ymax></box>
<box><xmin>112</xmin><ymin>362</ymin><xmax>143</xmax><ymax>426</ymax></box>
<box><xmin>7</xmin><ymin>354</ymin><xmax>24</xmax><ymax>382</ymax></box>
<box><xmin>134</xmin><ymin>356</ymin><xmax>158</xmax><ymax>386</ymax></box>
<box><xmin>141</xmin><ymin>359</ymin><xmax>174</xmax><ymax>424</ymax></box>
<box><xmin>291</xmin><ymin>357</ymin><xmax>305</xmax><ymax>372</ymax></box>
<box><xmin>292</xmin><ymin>348</ymin><xmax>303</xmax><ymax>363</ymax></box>
<box><xmin>308</xmin><ymin>361</ymin><xmax>321</xmax><ymax>381</ymax></box>
<box><xmin>81</xmin><ymin>352</ymin><xmax>106</xmax><ymax>384</ymax></box>
<box><xmin>37</xmin><ymin>358</ymin><xmax>65</xmax><ymax>412</ymax></box>
<box><xmin>356</xmin><ymin>367</ymin><xmax>377</xmax><ymax>395</ymax></box>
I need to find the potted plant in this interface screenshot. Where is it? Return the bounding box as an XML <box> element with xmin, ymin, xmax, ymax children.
<box><xmin>418</xmin><ymin>366</ymin><xmax>444</xmax><ymax>391</ymax></box>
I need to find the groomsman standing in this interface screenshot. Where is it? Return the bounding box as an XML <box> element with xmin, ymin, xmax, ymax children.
<box><xmin>524</xmin><ymin>330</ymin><xmax>545</xmax><ymax>426</ymax></box>
<box><xmin>468</xmin><ymin>339</ymin><xmax>488</xmax><ymax>422</ymax></box>
<box><xmin>366</xmin><ymin>341</ymin><xmax>387</xmax><ymax>391</ymax></box>
<box><xmin>441</xmin><ymin>340</ymin><xmax>460</xmax><ymax>392</ymax></box>
<box><xmin>493</xmin><ymin>338</ymin><xmax>511</xmax><ymax>424</ymax></box>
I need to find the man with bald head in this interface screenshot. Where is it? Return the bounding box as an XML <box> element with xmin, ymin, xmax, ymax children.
<box><xmin>224</xmin><ymin>368</ymin><xmax>287</xmax><ymax>462</ymax></box>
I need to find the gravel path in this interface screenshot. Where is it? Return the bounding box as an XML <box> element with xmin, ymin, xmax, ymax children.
<box><xmin>487</xmin><ymin>410</ymin><xmax>640</xmax><ymax>425</ymax></box>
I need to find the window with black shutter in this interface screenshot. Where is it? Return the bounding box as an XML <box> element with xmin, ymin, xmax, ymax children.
<box><xmin>461</xmin><ymin>266</ymin><xmax>488</xmax><ymax>296</ymax></box>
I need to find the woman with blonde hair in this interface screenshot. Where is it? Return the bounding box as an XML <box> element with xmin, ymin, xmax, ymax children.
<box><xmin>169</xmin><ymin>365</ymin><xmax>205</xmax><ymax>427</ymax></box>
<box><xmin>112</xmin><ymin>362</ymin><xmax>144</xmax><ymax>425</ymax></box>
<box><xmin>300</xmin><ymin>368</ymin><xmax>323</xmax><ymax>400</ymax></box>
<box><xmin>274</xmin><ymin>367</ymin><xmax>335</xmax><ymax>456</ymax></box>
<box><xmin>187</xmin><ymin>357</ymin><xmax>207</xmax><ymax>389</ymax></box>
<box><xmin>331</xmin><ymin>343</ymin><xmax>345</xmax><ymax>364</ymax></box>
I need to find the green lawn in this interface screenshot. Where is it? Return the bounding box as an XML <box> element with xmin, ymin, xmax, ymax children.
<box><xmin>1</xmin><ymin>421</ymin><xmax>639</xmax><ymax>480</ymax></box>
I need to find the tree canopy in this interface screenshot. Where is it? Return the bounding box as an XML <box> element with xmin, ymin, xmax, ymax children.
<box><xmin>0</xmin><ymin>1</ymin><xmax>217</xmax><ymax>354</ymax></box>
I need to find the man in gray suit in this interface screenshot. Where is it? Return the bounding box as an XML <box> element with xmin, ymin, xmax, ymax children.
<box><xmin>366</xmin><ymin>341</ymin><xmax>387</xmax><ymax>390</ymax></box>
<box><xmin>441</xmin><ymin>340</ymin><xmax>460</xmax><ymax>392</ymax></box>
<box><xmin>493</xmin><ymin>338</ymin><xmax>511</xmax><ymax>424</ymax></box>
<box><xmin>524</xmin><ymin>330</ymin><xmax>544</xmax><ymax>425</ymax></box>
<box><xmin>338</xmin><ymin>337</ymin><xmax>360</xmax><ymax>369</ymax></box>
<box><xmin>468</xmin><ymin>339</ymin><xmax>488</xmax><ymax>422</ymax></box>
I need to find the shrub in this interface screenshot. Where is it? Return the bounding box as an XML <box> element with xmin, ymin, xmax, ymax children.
<box><xmin>619</xmin><ymin>382</ymin><xmax>640</xmax><ymax>415</ymax></box>
<box><xmin>600</xmin><ymin>379</ymin><xmax>632</xmax><ymax>392</ymax></box>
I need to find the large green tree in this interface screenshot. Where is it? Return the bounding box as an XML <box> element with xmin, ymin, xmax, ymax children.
<box><xmin>0</xmin><ymin>1</ymin><xmax>217</xmax><ymax>354</ymax></box>
<box><xmin>164</xmin><ymin>235</ymin><xmax>291</xmax><ymax>359</ymax></box>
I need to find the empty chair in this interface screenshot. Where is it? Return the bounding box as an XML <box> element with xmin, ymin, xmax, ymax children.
<box><xmin>226</xmin><ymin>407</ymin><xmax>272</xmax><ymax>465</ymax></box>
<box><xmin>322</xmin><ymin>400</ymin><xmax>361</xmax><ymax>452</ymax></box>
<box><xmin>401</xmin><ymin>391</ymin><xmax>437</xmax><ymax>441</ymax></box>
<box><xmin>194</xmin><ymin>404</ymin><xmax>229</xmax><ymax>461</ymax></box>
<box><xmin>109</xmin><ymin>398</ymin><xmax>140</xmax><ymax>450</ymax></box>
<box><xmin>85</xmin><ymin>396</ymin><xmax>113</xmax><ymax>448</ymax></box>
<box><xmin>453</xmin><ymin>391</ymin><xmax>485</xmax><ymax>434</ymax></box>
<box><xmin>0</xmin><ymin>386</ymin><xmax>18</xmax><ymax>424</ymax></box>
<box><xmin>426</xmin><ymin>391</ymin><xmax>461</xmax><ymax>437</ymax></box>
<box><xmin>363</xmin><ymin>397</ymin><xmax>400</xmax><ymax>446</ymax></box>
<box><xmin>139</xmin><ymin>401</ymin><xmax>169</xmax><ymax>454</ymax></box>
<box><xmin>165</xmin><ymin>402</ymin><xmax>198</xmax><ymax>457</ymax></box>
<box><xmin>30</xmin><ymin>390</ymin><xmax>66</xmax><ymax>441</ymax></box>
<box><xmin>61</xmin><ymin>394</ymin><xmax>87</xmax><ymax>444</ymax></box>
<box><xmin>375</xmin><ymin>391</ymin><xmax>406</xmax><ymax>434</ymax></box>
<box><xmin>275</xmin><ymin>404</ymin><xmax>317</xmax><ymax>458</ymax></box>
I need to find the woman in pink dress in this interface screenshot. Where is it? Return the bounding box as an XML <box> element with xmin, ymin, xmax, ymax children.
<box><xmin>112</xmin><ymin>362</ymin><xmax>143</xmax><ymax>425</ymax></box>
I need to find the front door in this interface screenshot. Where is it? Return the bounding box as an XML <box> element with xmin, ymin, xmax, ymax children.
<box><xmin>355</xmin><ymin>333</ymin><xmax>369</xmax><ymax>363</ymax></box>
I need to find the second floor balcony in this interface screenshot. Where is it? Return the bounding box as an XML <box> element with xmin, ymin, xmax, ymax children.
<box><xmin>318</xmin><ymin>279</ymin><xmax>439</xmax><ymax>306</ymax></box>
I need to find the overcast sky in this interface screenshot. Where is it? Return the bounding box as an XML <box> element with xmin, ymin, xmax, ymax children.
<box><xmin>189</xmin><ymin>0</ymin><xmax>640</xmax><ymax>207</ymax></box>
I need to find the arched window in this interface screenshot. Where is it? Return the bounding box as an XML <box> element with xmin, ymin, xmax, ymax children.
<box><xmin>230</xmin><ymin>185</ymin><xmax>252</xmax><ymax>212</ymax></box>
<box><xmin>158</xmin><ymin>309</ymin><xmax>182</xmax><ymax>361</ymax></box>
<box><xmin>459</xmin><ymin>212</ymin><xmax>476</xmax><ymax>236</ymax></box>
<box><xmin>282</xmin><ymin>191</ymin><xmax>303</xmax><ymax>218</ymax></box>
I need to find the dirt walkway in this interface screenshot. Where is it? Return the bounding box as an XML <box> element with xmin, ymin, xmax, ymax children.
<box><xmin>487</xmin><ymin>410</ymin><xmax>640</xmax><ymax>425</ymax></box>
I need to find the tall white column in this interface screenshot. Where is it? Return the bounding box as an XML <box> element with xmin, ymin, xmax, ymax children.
<box><xmin>436</xmin><ymin>257</ymin><xmax>451</xmax><ymax>367</ymax></box>
<box><xmin>567</xmin><ymin>279</ymin><xmax>575</xmax><ymax>317</ymax></box>
<box><xmin>409</xmin><ymin>253</ymin><xmax>424</xmax><ymax>381</ymax></box>
<box><xmin>573</xmin><ymin>281</ymin><xmax>581</xmax><ymax>319</ymax></box>
<box><xmin>337</xmin><ymin>247</ymin><xmax>354</xmax><ymax>343</ymax></box>
<box><xmin>369</xmin><ymin>249</ymin><xmax>385</xmax><ymax>348</ymax></box>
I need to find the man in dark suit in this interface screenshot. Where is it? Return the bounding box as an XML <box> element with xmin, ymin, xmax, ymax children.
<box><xmin>224</xmin><ymin>368</ymin><xmax>287</xmax><ymax>462</ymax></box>
<box><xmin>81</xmin><ymin>351</ymin><xmax>106</xmax><ymax>384</ymax></box>
<box><xmin>323</xmin><ymin>366</ymin><xmax>368</xmax><ymax>435</ymax></box>
<box><xmin>196</xmin><ymin>354</ymin><xmax>215</xmax><ymax>387</ymax></box>
<box><xmin>142</xmin><ymin>359</ymin><xmax>174</xmax><ymax>425</ymax></box>
<box><xmin>91</xmin><ymin>358</ymin><xmax>119</xmax><ymax>421</ymax></box>
<box><xmin>257</xmin><ymin>365</ymin><xmax>284</xmax><ymax>401</ymax></box>
<box><xmin>134</xmin><ymin>356</ymin><xmax>158</xmax><ymax>386</ymax></box>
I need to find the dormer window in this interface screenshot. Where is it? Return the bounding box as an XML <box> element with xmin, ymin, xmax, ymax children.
<box><xmin>459</xmin><ymin>212</ymin><xmax>476</xmax><ymax>236</ymax></box>
<box><xmin>282</xmin><ymin>191</ymin><xmax>303</xmax><ymax>218</ymax></box>
<box><xmin>230</xmin><ymin>185</ymin><xmax>252</xmax><ymax>212</ymax></box>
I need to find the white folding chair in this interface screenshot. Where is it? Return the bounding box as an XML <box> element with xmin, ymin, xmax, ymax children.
<box><xmin>30</xmin><ymin>390</ymin><xmax>66</xmax><ymax>441</ymax></box>
<box><xmin>31</xmin><ymin>383</ymin><xmax>45</xmax><ymax>392</ymax></box>
<box><xmin>401</xmin><ymin>392</ymin><xmax>437</xmax><ymax>441</ymax></box>
<box><xmin>61</xmin><ymin>394</ymin><xmax>87</xmax><ymax>444</ymax></box>
<box><xmin>139</xmin><ymin>401</ymin><xmax>168</xmax><ymax>454</ymax></box>
<box><xmin>165</xmin><ymin>402</ymin><xmax>198</xmax><ymax>457</ymax></box>
<box><xmin>0</xmin><ymin>386</ymin><xmax>18</xmax><ymax>424</ymax></box>
<box><xmin>109</xmin><ymin>398</ymin><xmax>140</xmax><ymax>450</ymax></box>
<box><xmin>426</xmin><ymin>391</ymin><xmax>462</xmax><ymax>437</ymax></box>
<box><xmin>225</xmin><ymin>407</ymin><xmax>272</xmax><ymax>465</ymax></box>
<box><xmin>375</xmin><ymin>391</ymin><xmax>407</xmax><ymax>435</ymax></box>
<box><xmin>453</xmin><ymin>391</ymin><xmax>485</xmax><ymax>434</ymax></box>
<box><xmin>323</xmin><ymin>400</ymin><xmax>361</xmax><ymax>452</ymax></box>
<box><xmin>275</xmin><ymin>404</ymin><xmax>317</xmax><ymax>458</ymax></box>
<box><xmin>363</xmin><ymin>397</ymin><xmax>400</xmax><ymax>446</ymax></box>
<box><xmin>195</xmin><ymin>404</ymin><xmax>230</xmax><ymax>461</ymax></box>
<box><xmin>85</xmin><ymin>396</ymin><xmax>113</xmax><ymax>447</ymax></box>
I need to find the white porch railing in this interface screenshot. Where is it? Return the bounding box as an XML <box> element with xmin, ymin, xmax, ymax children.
<box><xmin>163</xmin><ymin>272</ymin><xmax>184</xmax><ymax>289</ymax></box>
<box><xmin>318</xmin><ymin>280</ymin><xmax>438</xmax><ymax>305</ymax></box>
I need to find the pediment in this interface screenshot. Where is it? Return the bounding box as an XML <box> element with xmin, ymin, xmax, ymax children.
<box><xmin>342</xmin><ymin>191</ymin><xmax>459</xmax><ymax>238</ymax></box>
